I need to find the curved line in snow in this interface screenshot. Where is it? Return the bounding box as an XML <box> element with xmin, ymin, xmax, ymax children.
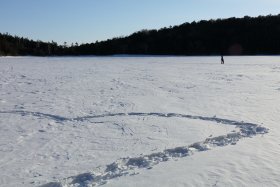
<box><xmin>0</xmin><ymin>110</ymin><xmax>269</xmax><ymax>187</ymax></box>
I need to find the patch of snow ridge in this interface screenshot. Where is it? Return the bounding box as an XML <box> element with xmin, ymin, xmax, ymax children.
<box><xmin>40</xmin><ymin>115</ymin><xmax>268</xmax><ymax>187</ymax></box>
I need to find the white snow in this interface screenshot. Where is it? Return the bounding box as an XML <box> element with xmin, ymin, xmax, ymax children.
<box><xmin>0</xmin><ymin>56</ymin><xmax>279</xmax><ymax>187</ymax></box>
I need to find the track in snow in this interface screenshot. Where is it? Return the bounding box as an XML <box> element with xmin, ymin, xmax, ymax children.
<box><xmin>0</xmin><ymin>110</ymin><xmax>268</xmax><ymax>187</ymax></box>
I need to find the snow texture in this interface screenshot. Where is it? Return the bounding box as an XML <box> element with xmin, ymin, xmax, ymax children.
<box><xmin>40</xmin><ymin>114</ymin><xmax>267</xmax><ymax>187</ymax></box>
<box><xmin>0</xmin><ymin>56</ymin><xmax>279</xmax><ymax>187</ymax></box>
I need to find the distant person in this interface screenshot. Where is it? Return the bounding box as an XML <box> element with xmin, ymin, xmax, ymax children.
<box><xmin>221</xmin><ymin>55</ymin><xmax>224</xmax><ymax>64</ymax></box>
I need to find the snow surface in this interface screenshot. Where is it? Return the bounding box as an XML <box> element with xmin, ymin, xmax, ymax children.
<box><xmin>0</xmin><ymin>56</ymin><xmax>279</xmax><ymax>187</ymax></box>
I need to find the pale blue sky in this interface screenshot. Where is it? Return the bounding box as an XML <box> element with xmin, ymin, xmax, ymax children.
<box><xmin>0</xmin><ymin>0</ymin><xmax>279</xmax><ymax>44</ymax></box>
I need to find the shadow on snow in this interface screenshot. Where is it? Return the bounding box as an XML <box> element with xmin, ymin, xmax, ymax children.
<box><xmin>0</xmin><ymin>110</ymin><xmax>269</xmax><ymax>187</ymax></box>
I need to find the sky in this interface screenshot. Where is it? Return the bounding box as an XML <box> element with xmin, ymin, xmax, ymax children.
<box><xmin>0</xmin><ymin>0</ymin><xmax>280</xmax><ymax>45</ymax></box>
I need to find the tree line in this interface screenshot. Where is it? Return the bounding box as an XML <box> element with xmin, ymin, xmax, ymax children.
<box><xmin>0</xmin><ymin>33</ymin><xmax>70</xmax><ymax>56</ymax></box>
<box><xmin>1</xmin><ymin>14</ymin><xmax>280</xmax><ymax>56</ymax></box>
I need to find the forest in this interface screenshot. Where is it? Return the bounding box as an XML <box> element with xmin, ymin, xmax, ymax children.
<box><xmin>1</xmin><ymin>14</ymin><xmax>280</xmax><ymax>56</ymax></box>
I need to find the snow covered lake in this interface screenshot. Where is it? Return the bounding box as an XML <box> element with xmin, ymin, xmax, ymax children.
<box><xmin>0</xmin><ymin>56</ymin><xmax>279</xmax><ymax>187</ymax></box>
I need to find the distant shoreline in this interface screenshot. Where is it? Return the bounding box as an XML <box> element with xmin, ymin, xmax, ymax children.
<box><xmin>2</xmin><ymin>14</ymin><xmax>280</xmax><ymax>57</ymax></box>
<box><xmin>1</xmin><ymin>54</ymin><xmax>280</xmax><ymax>58</ymax></box>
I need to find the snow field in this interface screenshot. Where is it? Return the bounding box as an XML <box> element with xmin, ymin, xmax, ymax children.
<box><xmin>0</xmin><ymin>56</ymin><xmax>279</xmax><ymax>187</ymax></box>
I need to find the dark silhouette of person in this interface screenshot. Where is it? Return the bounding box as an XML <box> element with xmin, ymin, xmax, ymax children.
<box><xmin>221</xmin><ymin>55</ymin><xmax>224</xmax><ymax>64</ymax></box>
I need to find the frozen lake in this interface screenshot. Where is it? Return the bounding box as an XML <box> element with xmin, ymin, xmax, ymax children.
<box><xmin>0</xmin><ymin>56</ymin><xmax>279</xmax><ymax>187</ymax></box>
